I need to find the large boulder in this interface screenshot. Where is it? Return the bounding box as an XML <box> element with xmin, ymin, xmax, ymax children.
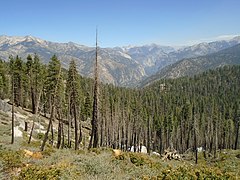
<box><xmin>130</xmin><ymin>145</ymin><xmax>148</xmax><ymax>154</ymax></box>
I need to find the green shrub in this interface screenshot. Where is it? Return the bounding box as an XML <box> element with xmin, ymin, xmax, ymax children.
<box><xmin>157</xmin><ymin>165</ymin><xmax>235</xmax><ymax>179</ymax></box>
<box><xmin>17</xmin><ymin>165</ymin><xmax>61</xmax><ymax>180</ymax></box>
<box><xmin>37</xmin><ymin>133</ymin><xmax>45</xmax><ymax>140</ymax></box>
<box><xmin>129</xmin><ymin>153</ymin><xmax>152</xmax><ymax>166</ymax></box>
<box><xmin>0</xmin><ymin>150</ymin><xmax>23</xmax><ymax>170</ymax></box>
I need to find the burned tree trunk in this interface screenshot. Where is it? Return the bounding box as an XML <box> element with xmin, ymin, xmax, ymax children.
<box><xmin>28</xmin><ymin>122</ymin><xmax>35</xmax><ymax>144</ymax></box>
<box><xmin>89</xmin><ymin>29</ymin><xmax>99</xmax><ymax>149</ymax></box>
<box><xmin>11</xmin><ymin>73</ymin><xmax>14</xmax><ymax>144</ymax></box>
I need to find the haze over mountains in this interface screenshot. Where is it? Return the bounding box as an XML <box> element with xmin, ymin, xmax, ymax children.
<box><xmin>0</xmin><ymin>35</ymin><xmax>240</xmax><ymax>87</ymax></box>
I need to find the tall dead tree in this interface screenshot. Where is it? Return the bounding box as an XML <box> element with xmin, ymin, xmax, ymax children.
<box><xmin>89</xmin><ymin>29</ymin><xmax>99</xmax><ymax>149</ymax></box>
<box><xmin>234</xmin><ymin>102</ymin><xmax>240</xmax><ymax>150</ymax></box>
<box><xmin>193</xmin><ymin>103</ymin><xmax>198</xmax><ymax>164</ymax></box>
<box><xmin>11</xmin><ymin>71</ymin><xmax>14</xmax><ymax>144</ymax></box>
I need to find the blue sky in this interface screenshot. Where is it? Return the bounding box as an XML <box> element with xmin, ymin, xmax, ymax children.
<box><xmin>0</xmin><ymin>0</ymin><xmax>239</xmax><ymax>47</ymax></box>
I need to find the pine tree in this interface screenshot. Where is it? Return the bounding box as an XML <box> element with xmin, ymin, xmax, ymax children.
<box><xmin>40</xmin><ymin>55</ymin><xmax>62</xmax><ymax>151</ymax></box>
<box><xmin>82</xmin><ymin>92</ymin><xmax>92</xmax><ymax>121</ymax></box>
<box><xmin>66</xmin><ymin>60</ymin><xmax>81</xmax><ymax>150</ymax></box>
<box><xmin>10</xmin><ymin>56</ymin><xmax>23</xmax><ymax>107</ymax></box>
<box><xmin>25</xmin><ymin>54</ymin><xmax>45</xmax><ymax>114</ymax></box>
<box><xmin>0</xmin><ymin>59</ymin><xmax>9</xmax><ymax>99</ymax></box>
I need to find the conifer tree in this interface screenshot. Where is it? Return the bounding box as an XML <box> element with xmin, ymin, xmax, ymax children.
<box><xmin>25</xmin><ymin>54</ymin><xmax>45</xmax><ymax>114</ymax></box>
<box><xmin>0</xmin><ymin>59</ymin><xmax>9</xmax><ymax>99</ymax></box>
<box><xmin>10</xmin><ymin>56</ymin><xmax>23</xmax><ymax>107</ymax></box>
<box><xmin>66</xmin><ymin>60</ymin><xmax>81</xmax><ymax>150</ymax></box>
<box><xmin>41</xmin><ymin>55</ymin><xmax>61</xmax><ymax>151</ymax></box>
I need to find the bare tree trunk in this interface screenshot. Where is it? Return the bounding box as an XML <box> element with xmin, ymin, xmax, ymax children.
<box><xmin>104</xmin><ymin>113</ymin><xmax>108</xmax><ymax>147</ymax></box>
<box><xmin>147</xmin><ymin>116</ymin><xmax>151</xmax><ymax>155</ymax></box>
<box><xmin>67</xmin><ymin>98</ymin><xmax>71</xmax><ymax>148</ymax></box>
<box><xmin>203</xmin><ymin>130</ymin><xmax>207</xmax><ymax>159</ymax></box>
<box><xmin>50</xmin><ymin>119</ymin><xmax>54</xmax><ymax>145</ymax></box>
<box><xmin>61</xmin><ymin>122</ymin><xmax>64</xmax><ymax>149</ymax></box>
<box><xmin>117</xmin><ymin>124</ymin><xmax>120</xmax><ymax>149</ymax></box>
<box><xmin>194</xmin><ymin>123</ymin><xmax>198</xmax><ymax>164</ymax></box>
<box><xmin>234</xmin><ymin>119</ymin><xmax>239</xmax><ymax>150</ymax></box>
<box><xmin>74</xmin><ymin>104</ymin><xmax>78</xmax><ymax>150</ymax></box>
<box><xmin>214</xmin><ymin>121</ymin><xmax>218</xmax><ymax>158</ymax></box>
<box><xmin>100</xmin><ymin>114</ymin><xmax>104</xmax><ymax>147</ymax></box>
<box><xmin>24</xmin><ymin>122</ymin><xmax>28</xmax><ymax>131</ymax></box>
<box><xmin>28</xmin><ymin>122</ymin><xmax>35</xmax><ymax>144</ymax></box>
<box><xmin>89</xmin><ymin>30</ymin><xmax>99</xmax><ymax>149</ymax></box>
<box><xmin>133</xmin><ymin>132</ymin><xmax>137</xmax><ymax>152</ymax></box>
<box><xmin>125</xmin><ymin>113</ymin><xmax>130</xmax><ymax>151</ymax></box>
<box><xmin>78</xmin><ymin>121</ymin><xmax>82</xmax><ymax>147</ymax></box>
<box><xmin>180</xmin><ymin>118</ymin><xmax>184</xmax><ymax>153</ymax></box>
<box><xmin>40</xmin><ymin>102</ymin><xmax>55</xmax><ymax>151</ymax></box>
<box><xmin>158</xmin><ymin>128</ymin><xmax>163</xmax><ymax>154</ymax></box>
<box><xmin>121</xmin><ymin>125</ymin><xmax>124</xmax><ymax>151</ymax></box>
<box><xmin>31</xmin><ymin>87</ymin><xmax>36</xmax><ymax>114</ymax></box>
<box><xmin>57</xmin><ymin>119</ymin><xmax>62</xmax><ymax>149</ymax></box>
<box><xmin>11</xmin><ymin>75</ymin><xmax>14</xmax><ymax>144</ymax></box>
<box><xmin>34</xmin><ymin>89</ymin><xmax>42</xmax><ymax>115</ymax></box>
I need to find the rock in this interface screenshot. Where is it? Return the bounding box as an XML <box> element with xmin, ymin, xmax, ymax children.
<box><xmin>197</xmin><ymin>147</ymin><xmax>204</xmax><ymax>152</ymax></box>
<box><xmin>130</xmin><ymin>145</ymin><xmax>148</xmax><ymax>153</ymax></box>
<box><xmin>14</xmin><ymin>126</ymin><xmax>23</xmax><ymax>137</ymax></box>
<box><xmin>0</xmin><ymin>99</ymin><xmax>11</xmax><ymax>112</ymax></box>
<box><xmin>152</xmin><ymin>151</ymin><xmax>160</xmax><ymax>156</ymax></box>
<box><xmin>32</xmin><ymin>152</ymin><xmax>43</xmax><ymax>159</ymax></box>
<box><xmin>112</xmin><ymin>149</ymin><xmax>122</xmax><ymax>157</ymax></box>
<box><xmin>24</xmin><ymin>149</ymin><xmax>34</xmax><ymax>157</ymax></box>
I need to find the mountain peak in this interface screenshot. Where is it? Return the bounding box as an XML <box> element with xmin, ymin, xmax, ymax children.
<box><xmin>232</xmin><ymin>36</ymin><xmax>240</xmax><ymax>42</ymax></box>
<box><xmin>23</xmin><ymin>35</ymin><xmax>46</xmax><ymax>44</ymax></box>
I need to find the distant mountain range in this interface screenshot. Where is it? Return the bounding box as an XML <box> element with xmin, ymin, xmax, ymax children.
<box><xmin>0</xmin><ymin>35</ymin><xmax>240</xmax><ymax>87</ymax></box>
<box><xmin>140</xmin><ymin>43</ymin><xmax>240</xmax><ymax>87</ymax></box>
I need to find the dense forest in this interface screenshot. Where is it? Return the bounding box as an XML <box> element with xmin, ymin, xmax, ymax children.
<box><xmin>0</xmin><ymin>54</ymin><xmax>239</xmax><ymax>156</ymax></box>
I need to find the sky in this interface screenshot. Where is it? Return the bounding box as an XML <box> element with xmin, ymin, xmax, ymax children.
<box><xmin>0</xmin><ymin>0</ymin><xmax>239</xmax><ymax>47</ymax></box>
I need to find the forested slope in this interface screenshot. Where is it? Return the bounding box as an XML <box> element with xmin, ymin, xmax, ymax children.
<box><xmin>0</xmin><ymin>55</ymin><xmax>239</xmax><ymax>154</ymax></box>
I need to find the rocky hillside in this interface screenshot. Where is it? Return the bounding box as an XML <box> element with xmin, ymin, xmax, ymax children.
<box><xmin>123</xmin><ymin>36</ymin><xmax>240</xmax><ymax>75</ymax></box>
<box><xmin>0</xmin><ymin>35</ymin><xmax>146</xmax><ymax>87</ymax></box>
<box><xmin>140</xmin><ymin>43</ymin><xmax>240</xmax><ymax>87</ymax></box>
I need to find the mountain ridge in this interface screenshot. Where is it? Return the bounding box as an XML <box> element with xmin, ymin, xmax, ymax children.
<box><xmin>0</xmin><ymin>35</ymin><xmax>240</xmax><ymax>87</ymax></box>
<box><xmin>140</xmin><ymin>43</ymin><xmax>240</xmax><ymax>87</ymax></box>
